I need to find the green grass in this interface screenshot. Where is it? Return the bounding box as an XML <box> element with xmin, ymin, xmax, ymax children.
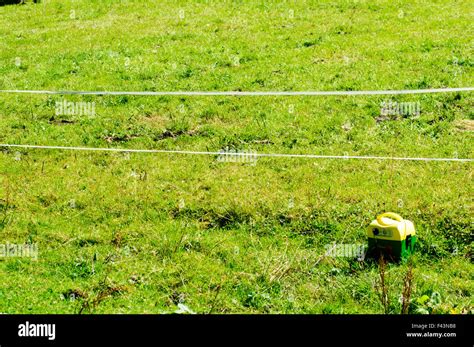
<box><xmin>0</xmin><ymin>0</ymin><xmax>472</xmax><ymax>314</ymax></box>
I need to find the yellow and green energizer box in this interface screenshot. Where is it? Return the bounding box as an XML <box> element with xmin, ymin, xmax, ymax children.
<box><xmin>367</xmin><ymin>212</ymin><xmax>416</xmax><ymax>260</ymax></box>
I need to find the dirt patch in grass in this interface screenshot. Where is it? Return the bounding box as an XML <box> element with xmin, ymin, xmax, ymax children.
<box><xmin>454</xmin><ymin>119</ymin><xmax>474</xmax><ymax>132</ymax></box>
<box><xmin>155</xmin><ymin>128</ymin><xmax>200</xmax><ymax>140</ymax></box>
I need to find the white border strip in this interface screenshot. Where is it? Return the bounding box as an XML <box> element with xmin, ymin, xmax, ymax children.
<box><xmin>1</xmin><ymin>144</ymin><xmax>471</xmax><ymax>162</ymax></box>
<box><xmin>0</xmin><ymin>87</ymin><xmax>473</xmax><ymax>96</ymax></box>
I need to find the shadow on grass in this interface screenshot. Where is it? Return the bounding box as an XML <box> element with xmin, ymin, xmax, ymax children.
<box><xmin>0</xmin><ymin>0</ymin><xmax>39</xmax><ymax>6</ymax></box>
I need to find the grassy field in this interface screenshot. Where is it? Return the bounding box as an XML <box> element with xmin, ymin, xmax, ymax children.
<box><xmin>0</xmin><ymin>0</ymin><xmax>472</xmax><ymax>314</ymax></box>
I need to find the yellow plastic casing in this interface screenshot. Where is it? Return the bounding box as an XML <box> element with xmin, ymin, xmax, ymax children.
<box><xmin>367</xmin><ymin>212</ymin><xmax>415</xmax><ymax>241</ymax></box>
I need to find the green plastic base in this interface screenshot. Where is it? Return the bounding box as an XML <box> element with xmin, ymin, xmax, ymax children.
<box><xmin>367</xmin><ymin>236</ymin><xmax>416</xmax><ymax>260</ymax></box>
